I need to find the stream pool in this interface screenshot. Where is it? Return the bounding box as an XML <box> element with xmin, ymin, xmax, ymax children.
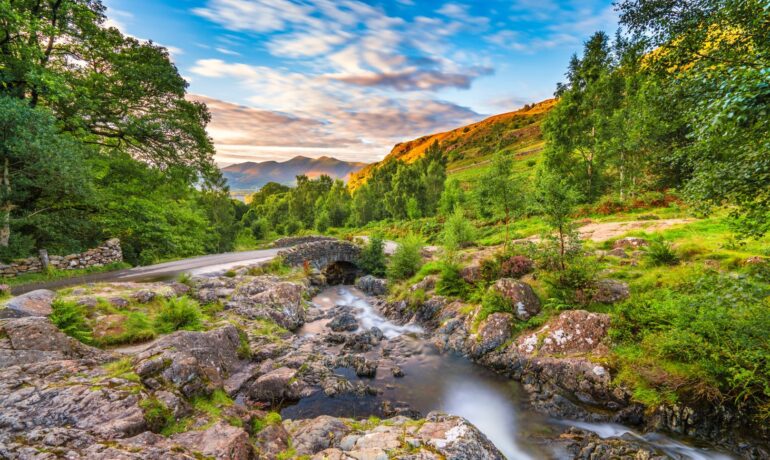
<box><xmin>283</xmin><ymin>285</ymin><xmax>734</xmax><ymax>460</ymax></box>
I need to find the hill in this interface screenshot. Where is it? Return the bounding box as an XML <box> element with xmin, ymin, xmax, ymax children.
<box><xmin>348</xmin><ymin>99</ymin><xmax>556</xmax><ymax>189</ymax></box>
<box><xmin>222</xmin><ymin>156</ymin><xmax>368</xmax><ymax>190</ymax></box>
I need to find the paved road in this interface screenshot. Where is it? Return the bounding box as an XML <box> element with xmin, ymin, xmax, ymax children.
<box><xmin>11</xmin><ymin>248</ymin><xmax>282</xmax><ymax>295</ymax></box>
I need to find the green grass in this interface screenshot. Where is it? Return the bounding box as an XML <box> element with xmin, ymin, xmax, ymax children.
<box><xmin>1</xmin><ymin>262</ymin><xmax>131</xmax><ymax>287</ymax></box>
<box><xmin>102</xmin><ymin>357</ymin><xmax>141</xmax><ymax>383</ymax></box>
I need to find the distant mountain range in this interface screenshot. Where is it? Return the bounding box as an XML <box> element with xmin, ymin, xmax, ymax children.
<box><xmin>222</xmin><ymin>156</ymin><xmax>368</xmax><ymax>190</ymax></box>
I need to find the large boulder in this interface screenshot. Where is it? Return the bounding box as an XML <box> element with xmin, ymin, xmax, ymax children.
<box><xmin>1</xmin><ymin>289</ymin><xmax>56</xmax><ymax>318</ymax></box>
<box><xmin>247</xmin><ymin>366</ymin><xmax>303</xmax><ymax>404</ymax></box>
<box><xmin>592</xmin><ymin>279</ymin><xmax>630</xmax><ymax>304</ymax></box>
<box><xmin>0</xmin><ymin>317</ymin><xmax>109</xmax><ymax>367</ymax></box>
<box><xmin>471</xmin><ymin>312</ymin><xmax>514</xmax><ymax>358</ymax></box>
<box><xmin>171</xmin><ymin>421</ymin><xmax>253</xmax><ymax>460</ymax></box>
<box><xmin>417</xmin><ymin>412</ymin><xmax>504</xmax><ymax>460</ymax></box>
<box><xmin>355</xmin><ymin>275</ymin><xmax>387</xmax><ymax>296</ymax></box>
<box><xmin>493</xmin><ymin>279</ymin><xmax>541</xmax><ymax>320</ymax></box>
<box><xmin>229</xmin><ymin>278</ymin><xmax>307</xmax><ymax>330</ymax></box>
<box><xmin>133</xmin><ymin>325</ymin><xmax>243</xmax><ymax>398</ymax></box>
<box><xmin>515</xmin><ymin>310</ymin><xmax>610</xmax><ymax>356</ymax></box>
<box><xmin>327</xmin><ymin>311</ymin><xmax>358</xmax><ymax>332</ymax></box>
<box><xmin>284</xmin><ymin>415</ymin><xmax>351</xmax><ymax>455</ymax></box>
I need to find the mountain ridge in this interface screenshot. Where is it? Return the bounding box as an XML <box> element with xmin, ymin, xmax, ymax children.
<box><xmin>222</xmin><ymin>155</ymin><xmax>368</xmax><ymax>190</ymax></box>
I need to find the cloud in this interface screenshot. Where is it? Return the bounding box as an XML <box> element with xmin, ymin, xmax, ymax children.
<box><xmin>331</xmin><ymin>67</ymin><xmax>492</xmax><ymax>91</ymax></box>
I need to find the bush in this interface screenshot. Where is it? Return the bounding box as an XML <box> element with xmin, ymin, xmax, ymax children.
<box><xmin>358</xmin><ymin>233</ymin><xmax>387</xmax><ymax>277</ymax></box>
<box><xmin>478</xmin><ymin>289</ymin><xmax>513</xmax><ymax>322</ymax></box>
<box><xmin>250</xmin><ymin>218</ymin><xmax>270</xmax><ymax>240</ymax></box>
<box><xmin>436</xmin><ymin>261</ymin><xmax>469</xmax><ymax>298</ymax></box>
<box><xmin>541</xmin><ymin>256</ymin><xmax>600</xmax><ymax>307</ymax></box>
<box><xmin>612</xmin><ymin>273</ymin><xmax>770</xmax><ymax>421</ymax></box>
<box><xmin>500</xmin><ymin>255</ymin><xmax>534</xmax><ymax>278</ymax></box>
<box><xmin>50</xmin><ymin>299</ymin><xmax>93</xmax><ymax>344</ymax></box>
<box><xmin>97</xmin><ymin>311</ymin><xmax>156</xmax><ymax>346</ymax></box>
<box><xmin>387</xmin><ymin>234</ymin><xmax>423</xmax><ymax>280</ymax></box>
<box><xmin>646</xmin><ymin>239</ymin><xmax>679</xmax><ymax>266</ymax></box>
<box><xmin>154</xmin><ymin>296</ymin><xmax>204</xmax><ymax>334</ymax></box>
<box><xmin>442</xmin><ymin>207</ymin><xmax>476</xmax><ymax>251</ymax></box>
<box><xmin>140</xmin><ymin>397</ymin><xmax>174</xmax><ymax>433</ymax></box>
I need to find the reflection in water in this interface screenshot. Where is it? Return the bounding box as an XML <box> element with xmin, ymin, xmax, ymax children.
<box><xmin>289</xmin><ymin>286</ymin><xmax>734</xmax><ymax>460</ymax></box>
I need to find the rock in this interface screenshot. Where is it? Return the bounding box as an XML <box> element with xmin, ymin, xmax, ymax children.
<box><xmin>131</xmin><ymin>289</ymin><xmax>156</xmax><ymax>303</ymax></box>
<box><xmin>284</xmin><ymin>415</ymin><xmax>352</xmax><ymax>455</ymax></box>
<box><xmin>515</xmin><ymin>310</ymin><xmax>610</xmax><ymax>356</ymax></box>
<box><xmin>0</xmin><ymin>284</ymin><xmax>10</xmax><ymax>296</ymax></box>
<box><xmin>391</xmin><ymin>366</ymin><xmax>404</xmax><ymax>378</ymax></box>
<box><xmin>472</xmin><ymin>312</ymin><xmax>514</xmax><ymax>358</ymax></box>
<box><xmin>460</xmin><ymin>264</ymin><xmax>482</xmax><ymax>284</ymax></box>
<box><xmin>134</xmin><ymin>325</ymin><xmax>243</xmax><ymax>398</ymax></box>
<box><xmin>493</xmin><ymin>279</ymin><xmax>541</xmax><ymax>320</ymax></box>
<box><xmin>608</xmin><ymin>247</ymin><xmax>628</xmax><ymax>258</ymax></box>
<box><xmin>592</xmin><ymin>279</ymin><xmax>630</xmax><ymax>304</ymax></box>
<box><xmin>248</xmin><ymin>367</ymin><xmax>303</xmax><ymax>403</ymax></box>
<box><xmin>255</xmin><ymin>422</ymin><xmax>291</xmax><ymax>456</ymax></box>
<box><xmin>338</xmin><ymin>354</ymin><xmax>378</xmax><ymax>377</ymax></box>
<box><xmin>613</xmin><ymin>237</ymin><xmax>648</xmax><ymax>249</ymax></box>
<box><xmin>109</xmin><ymin>297</ymin><xmax>129</xmax><ymax>308</ymax></box>
<box><xmin>0</xmin><ymin>317</ymin><xmax>109</xmax><ymax>367</ymax></box>
<box><xmin>2</xmin><ymin>289</ymin><xmax>55</xmax><ymax>318</ymax></box>
<box><xmin>542</xmin><ymin>427</ymin><xmax>665</xmax><ymax>460</ymax></box>
<box><xmin>328</xmin><ymin>311</ymin><xmax>359</xmax><ymax>332</ymax></box>
<box><xmin>417</xmin><ymin>412</ymin><xmax>505</xmax><ymax>459</ymax></box>
<box><xmin>356</xmin><ymin>275</ymin><xmax>388</xmax><ymax>296</ymax></box>
<box><xmin>230</xmin><ymin>279</ymin><xmax>307</xmax><ymax>330</ymax></box>
<box><xmin>411</xmin><ymin>274</ymin><xmax>438</xmax><ymax>292</ymax></box>
<box><xmin>171</xmin><ymin>422</ymin><xmax>253</xmax><ymax>460</ymax></box>
<box><xmin>168</xmin><ymin>282</ymin><xmax>191</xmax><ymax>296</ymax></box>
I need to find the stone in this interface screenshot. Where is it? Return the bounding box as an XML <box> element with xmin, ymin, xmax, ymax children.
<box><xmin>109</xmin><ymin>297</ymin><xmax>129</xmax><ymax>308</ymax></box>
<box><xmin>472</xmin><ymin>312</ymin><xmax>514</xmax><ymax>358</ymax></box>
<box><xmin>460</xmin><ymin>264</ymin><xmax>482</xmax><ymax>284</ymax></box>
<box><xmin>417</xmin><ymin>412</ymin><xmax>505</xmax><ymax>460</ymax></box>
<box><xmin>493</xmin><ymin>278</ymin><xmax>541</xmax><ymax>320</ymax></box>
<box><xmin>613</xmin><ymin>237</ymin><xmax>648</xmax><ymax>249</ymax></box>
<box><xmin>515</xmin><ymin>310</ymin><xmax>610</xmax><ymax>356</ymax></box>
<box><xmin>328</xmin><ymin>311</ymin><xmax>359</xmax><ymax>332</ymax></box>
<box><xmin>230</xmin><ymin>279</ymin><xmax>307</xmax><ymax>330</ymax></box>
<box><xmin>248</xmin><ymin>367</ymin><xmax>303</xmax><ymax>403</ymax></box>
<box><xmin>0</xmin><ymin>317</ymin><xmax>109</xmax><ymax>367</ymax></box>
<box><xmin>284</xmin><ymin>416</ymin><xmax>352</xmax><ymax>455</ymax></box>
<box><xmin>608</xmin><ymin>247</ymin><xmax>628</xmax><ymax>258</ymax></box>
<box><xmin>356</xmin><ymin>275</ymin><xmax>388</xmax><ymax>296</ymax></box>
<box><xmin>171</xmin><ymin>422</ymin><xmax>253</xmax><ymax>460</ymax></box>
<box><xmin>2</xmin><ymin>289</ymin><xmax>56</xmax><ymax>318</ymax></box>
<box><xmin>131</xmin><ymin>289</ymin><xmax>156</xmax><ymax>303</ymax></box>
<box><xmin>134</xmin><ymin>325</ymin><xmax>243</xmax><ymax>398</ymax></box>
<box><xmin>278</xmin><ymin>240</ymin><xmax>361</xmax><ymax>272</ymax></box>
<box><xmin>592</xmin><ymin>279</ymin><xmax>630</xmax><ymax>304</ymax></box>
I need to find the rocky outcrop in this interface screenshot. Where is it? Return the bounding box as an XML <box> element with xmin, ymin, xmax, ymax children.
<box><xmin>592</xmin><ymin>279</ymin><xmax>630</xmax><ymax>304</ymax></box>
<box><xmin>355</xmin><ymin>275</ymin><xmax>387</xmax><ymax>296</ymax></box>
<box><xmin>1</xmin><ymin>289</ymin><xmax>56</xmax><ymax>318</ymax></box>
<box><xmin>493</xmin><ymin>278</ymin><xmax>541</xmax><ymax>320</ymax></box>
<box><xmin>471</xmin><ymin>312</ymin><xmax>513</xmax><ymax>358</ymax></box>
<box><xmin>285</xmin><ymin>412</ymin><xmax>505</xmax><ymax>459</ymax></box>
<box><xmin>228</xmin><ymin>277</ymin><xmax>308</xmax><ymax>330</ymax></box>
<box><xmin>613</xmin><ymin>237</ymin><xmax>648</xmax><ymax>249</ymax></box>
<box><xmin>133</xmin><ymin>325</ymin><xmax>244</xmax><ymax>397</ymax></box>
<box><xmin>247</xmin><ymin>366</ymin><xmax>304</xmax><ymax>404</ymax></box>
<box><xmin>328</xmin><ymin>311</ymin><xmax>359</xmax><ymax>332</ymax></box>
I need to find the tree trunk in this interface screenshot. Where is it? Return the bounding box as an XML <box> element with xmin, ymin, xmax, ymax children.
<box><xmin>504</xmin><ymin>212</ymin><xmax>510</xmax><ymax>251</ymax></box>
<box><xmin>1</xmin><ymin>157</ymin><xmax>11</xmax><ymax>247</ymax></box>
<box><xmin>558</xmin><ymin>225</ymin><xmax>566</xmax><ymax>271</ymax></box>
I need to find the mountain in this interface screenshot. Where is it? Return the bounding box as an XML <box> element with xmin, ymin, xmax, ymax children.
<box><xmin>348</xmin><ymin>99</ymin><xmax>556</xmax><ymax>189</ymax></box>
<box><xmin>222</xmin><ymin>156</ymin><xmax>368</xmax><ymax>190</ymax></box>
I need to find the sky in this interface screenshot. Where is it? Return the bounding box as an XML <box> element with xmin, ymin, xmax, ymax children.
<box><xmin>103</xmin><ymin>0</ymin><xmax>618</xmax><ymax>165</ymax></box>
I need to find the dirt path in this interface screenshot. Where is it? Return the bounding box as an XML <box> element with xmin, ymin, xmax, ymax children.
<box><xmin>577</xmin><ymin>218</ymin><xmax>695</xmax><ymax>242</ymax></box>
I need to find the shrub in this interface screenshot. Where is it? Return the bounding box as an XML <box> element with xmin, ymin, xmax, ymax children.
<box><xmin>140</xmin><ymin>397</ymin><xmax>174</xmax><ymax>433</ymax></box>
<box><xmin>358</xmin><ymin>233</ymin><xmax>387</xmax><ymax>277</ymax></box>
<box><xmin>479</xmin><ymin>257</ymin><xmax>502</xmax><ymax>283</ymax></box>
<box><xmin>478</xmin><ymin>289</ymin><xmax>513</xmax><ymax>322</ymax></box>
<box><xmin>248</xmin><ymin>257</ymin><xmax>290</xmax><ymax>276</ymax></box>
<box><xmin>154</xmin><ymin>296</ymin><xmax>204</xmax><ymax>334</ymax></box>
<box><xmin>612</xmin><ymin>273</ymin><xmax>770</xmax><ymax>421</ymax></box>
<box><xmin>500</xmin><ymin>255</ymin><xmax>534</xmax><ymax>278</ymax></box>
<box><xmin>250</xmin><ymin>218</ymin><xmax>270</xmax><ymax>240</ymax></box>
<box><xmin>646</xmin><ymin>239</ymin><xmax>679</xmax><ymax>266</ymax></box>
<box><xmin>98</xmin><ymin>311</ymin><xmax>156</xmax><ymax>346</ymax></box>
<box><xmin>541</xmin><ymin>256</ymin><xmax>600</xmax><ymax>307</ymax></box>
<box><xmin>436</xmin><ymin>261</ymin><xmax>469</xmax><ymax>298</ymax></box>
<box><xmin>50</xmin><ymin>299</ymin><xmax>93</xmax><ymax>345</ymax></box>
<box><xmin>442</xmin><ymin>207</ymin><xmax>476</xmax><ymax>252</ymax></box>
<box><xmin>387</xmin><ymin>234</ymin><xmax>423</xmax><ymax>280</ymax></box>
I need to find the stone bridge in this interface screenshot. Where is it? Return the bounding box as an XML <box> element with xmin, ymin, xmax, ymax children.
<box><xmin>278</xmin><ymin>240</ymin><xmax>361</xmax><ymax>283</ymax></box>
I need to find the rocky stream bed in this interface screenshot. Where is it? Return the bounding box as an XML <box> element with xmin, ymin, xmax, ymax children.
<box><xmin>0</xmin><ymin>258</ymin><xmax>766</xmax><ymax>459</ymax></box>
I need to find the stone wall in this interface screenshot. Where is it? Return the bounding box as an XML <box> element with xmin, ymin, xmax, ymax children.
<box><xmin>271</xmin><ymin>235</ymin><xmax>336</xmax><ymax>248</ymax></box>
<box><xmin>0</xmin><ymin>239</ymin><xmax>123</xmax><ymax>278</ymax></box>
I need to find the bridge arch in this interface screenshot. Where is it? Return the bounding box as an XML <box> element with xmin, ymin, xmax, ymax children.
<box><xmin>277</xmin><ymin>240</ymin><xmax>361</xmax><ymax>284</ymax></box>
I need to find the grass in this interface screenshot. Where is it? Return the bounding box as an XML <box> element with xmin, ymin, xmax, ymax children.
<box><xmin>102</xmin><ymin>357</ymin><xmax>141</xmax><ymax>383</ymax></box>
<box><xmin>153</xmin><ymin>296</ymin><xmax>204</xmax><ymax>334</ymax></box>
<box><xmin>1</xmin><ymin>262</ymin><xmax>131</xmax><ymax>287</ymax></box>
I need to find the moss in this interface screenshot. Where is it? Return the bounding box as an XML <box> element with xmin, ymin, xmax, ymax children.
<box><xmin>102</xmin><ymin>358</ymin><xmax>141</xmax><ymax>383</ymax></box>
<box><xmin>139</xmin><ymin>397</ymin><xmax>175</xmax><ymax>433</ymax></box>
<box><xmin>252</xmin><ymin>411</ymin><xmax>282</xmax><ymax>433</ymax></box>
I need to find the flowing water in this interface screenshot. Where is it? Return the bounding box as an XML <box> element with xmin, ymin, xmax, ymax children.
<box><xmin>285</xmin><ymin>285</ymin><xmax>734</xmax><ymax>460</ymax></box>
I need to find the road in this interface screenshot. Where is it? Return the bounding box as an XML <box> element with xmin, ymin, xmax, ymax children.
<box><xmin>11</xmin><ymin>248</ymin><xmax>282</xmax><ymax>295</ymax></box>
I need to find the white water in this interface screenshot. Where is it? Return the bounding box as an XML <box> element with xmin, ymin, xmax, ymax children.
<box><xmin>316</xmin><ymin>286</ymin><xmax>423</xmax><ymax>339</ymax></box>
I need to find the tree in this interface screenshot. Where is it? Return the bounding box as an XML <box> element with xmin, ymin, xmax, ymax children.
<box><xmin>358</xmin><ymin>233</ymin><xmax>387</xmax><ymax>277</ymax></box>
<box><xmin>478</xmin><ymin>152</ymin><xmax>525</xmax><ymax>249</ymax></box>
<box><xmin>442</xmin><ymin>207</ymin><xmax>476</xmax><ymax>252</ymax></box>
<box><xmin>387</xmin><ymin>233</ymin><xmax>424</xmax><ymax>280</ymax></box>
<box><xmin>439</xmin><ymin>179</ymin><xmax>465</xmax><ymax>216</ymax></box>
<box><xmin>0</xmin><ymin>97</ymin><xmax>90</xmax><ymax>258</ymax></box>
<box><xmin>534</xmin><ymin>172</ymin><xmax>581</xmax><ymax>270</ymax></box>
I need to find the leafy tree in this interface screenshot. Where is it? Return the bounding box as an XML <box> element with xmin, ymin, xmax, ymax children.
<box><xmin>0</xmin><ymin>97</ymin><xmax>91</xmax><ymax>258</ymax></box>
<box><xmin>535</xmin><ymin>172</ymin><xmax>581</xmax><ymax>270</ymax></box>
<box><xmin>478</xmin><ymin>152</ymin><xmax>525</xmax><ymax>249</ymax></box>
<box><xmin>442</xmin><ymin>207</ymin><xmax>476</xmax><ymax>252</ymax></box>
<box><xmin>439</xmin><ymin>178</ymin><xmax>466</xmax><ymax>216</ymax></box>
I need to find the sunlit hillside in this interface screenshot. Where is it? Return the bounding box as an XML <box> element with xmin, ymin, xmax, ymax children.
<box><xmin>348</xmin><ymin>99</ymin><xmax>555</xmax><ymax>189</ymax></box>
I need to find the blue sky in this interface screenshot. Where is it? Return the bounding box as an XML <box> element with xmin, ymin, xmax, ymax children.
<box><xmin>103</xmin><ymin>0</ymin><xmax>617</xmax><ymax>165</ymax></box>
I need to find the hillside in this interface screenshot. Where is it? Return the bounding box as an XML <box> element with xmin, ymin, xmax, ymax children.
<box><xmin>222</xmin><ymin>156</ymin><xmax>368</xmax><ymax>190</ymax></box>
<box><xmin>348</xmin><ymin>99</ymin><xmax>555</xmax><ymax>189</ymax></box>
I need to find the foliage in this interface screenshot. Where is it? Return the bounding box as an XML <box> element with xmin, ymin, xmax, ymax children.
<box><xmin>540</xmin><ymin>256</ymin><xmax>600</xmax><ymax>308</ymax></box>
<box><xmin>646</xmin><ymin>239</ymin><xmax>679</xmax><ymax>266</ymax></box>
<box><xmin>611</xmin><ymin>272</ymin><xmax>770</xmax><ymax>421</ymax></box>
<box><xmin>534</xmin><ymin>172</ymin><xmax>581</xmax><ymax>270</ymax></box>
<box><xmin>387</xmin><ymin>234</ymin><xmax>424</xmax><ymax>280</ymax></box>
<box><xmin>97</xmin><ymin>311</ymin><xmax>156</xmax><ymax>346</ymax></box>
<box><xmin>252</xmin><ymin>411</ymin><xmax>282</xmax><ymax>433</ymax></box>
<box><xmin>140</xmin><ymin>397</ymin><xmax>175</xmax><ymax>433</ymax></box>
<box><xmin>435</xmin><ymin>261</ymin><xmax>469</xmax><ymax>298</ymax></box>
<box><xmin>477</xmin><ymin>151</ymin><xmax>525</xmax><ymax>248</ymax></box>
<box><xmin>50</xmin><ymin>299</ymin><xmax>93</xmax><ymax>345</ymax></box>
<box><xmin>500</xmin><ymin>255</ymin><xmax>534</xmax><ymax>279</ymax></box>
<box><xmin>358</xmin><ymin>234</ymin><xmax>387</xmax><ymax>277</ymax></box>
<box><xmin>153</xmin><ymin>296</ymin><xmax>204</xmax><ymax>334</ymax></box>
<box><xmin>478</xmin><ymin>289</ymin><xmax>513</xmax><ymax>323</ymax></box>
<box><xmin>442</xmin><ymin>207</ymin><xmax>476</xmax><ymax>252</ymax></box>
